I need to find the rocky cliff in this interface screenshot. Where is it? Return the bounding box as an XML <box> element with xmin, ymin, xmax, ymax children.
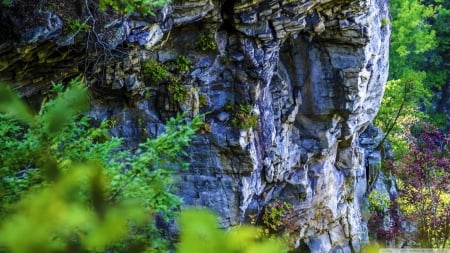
<box><xmin>0</xmin><ymin>0</ymin><xmax>390</xmax><ymax>251</ymax></box>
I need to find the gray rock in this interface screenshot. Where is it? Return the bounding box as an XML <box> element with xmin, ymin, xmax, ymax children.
<box><xmin>216</xmin><ymin>112</ymin><xmax>230</xmax><ymax>122</ymax></box>
<box><xmin>26</xmin><ymin>11</ymin><xmax>62</xmax><ymax>44</ymax></box>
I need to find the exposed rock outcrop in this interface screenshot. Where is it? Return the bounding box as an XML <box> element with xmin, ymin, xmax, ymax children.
<box><xmin>0</xmin><ymin>0</ymin><xmax>391</xmax><ymax>251</ymax></box>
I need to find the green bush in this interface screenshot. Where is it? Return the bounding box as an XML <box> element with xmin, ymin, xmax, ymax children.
<box><xmin>168</xmin><ymin>76</ymin><xmax>189</xmax><ymax>103</ymax></box>
<box><xmin>142</xmin><ymin>58</ymin><xmax>170</xmax><ymax>85</ymax></box>
<box><xmin>1</xmin><ymin>0</ymin><xmax>12</xmax><ymax>7</ymax></box>
<box><xmin>197</xmin><ymin>33</ymin><xmax>217</xmax><ymax>51</ymax></box>
<box><xmin>262</xmin><ymin>201</ymin><xmax>292</xmax><ymax>233</ymax></box>
<box><xmin>381</xmin><ymin>17</ymin><xmax>389</xmax><ymax>27</ymax></box>
<box><xmin>0</xmin><ymin>79</ymin><xmax>203</xmax><ymax>252</ymax></box>
<box><xmin>229</xmin><ymin>104</ymin><xmax>259</xmax><ymax>130</ymax></box>
<box><xmin>368</xmin><ymin>190</ymin><xmax>390</xmax><ymax>212</ymax></box>
<box><xmin>175</xmin><ymin>55</ymin><xmax>191</xmax><ymax>74</ymax></box>
<box><xmin>65</xmin><ymin>18</ymin><xmax>91</xmax><ymax>34</ymax></box>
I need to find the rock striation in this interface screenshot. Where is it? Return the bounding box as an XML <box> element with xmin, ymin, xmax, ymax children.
<box><xmin>0</xmin><ymin>0</ymin><xmax>391</xmax><ymax>251</ymax></box>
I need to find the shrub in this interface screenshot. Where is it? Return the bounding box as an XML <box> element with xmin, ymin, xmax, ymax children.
<box><xmin>0</xmin><ymin>80</ymin><xmax>203</xmax><ymax>252</ymax></box>
<box><xmin>142</xmin><ymin>58</ymin><xmax>169</xmax><ymax>85</ymax></box>
<box><xmin>197</xmin><ymin>33</ymin><xmax>217</xmax><ymax>51</ymax></box>
<box><xmin>64</xmin><ymin>17</ymin><xmax>91</xmax><ymax>34</ymax></box>
<box><xmin>389</xmin><ymin>122</ymin><xmax>450</xmax><ymax>248</ymax></box>
<box><xmin>174</xmin><ymin>55</ymin><xmax>191</xmax><ymax>74</ymax></box>
<box><xmin>167</xmin><ymin>76</ymin><xmax>189</xmax><ymax>103</ymax></box>
<box><xmin>229</xmin><ymin>104</ymin><xmax>259</xmax><ymax>130</ymax></box>
<box><xmin>368</xmin><ymin>190</ymin><xmax>390</xmax><ymax>212</ymax></box>
<box><xmin>381</xmin><ymin>17</ymin><xmax>389</xmax><ymax>27</ymax></box>
<box><xmin>262</xmin><ymin>201</ymin><xmax>292</xmax><ymax>234</ymax></box>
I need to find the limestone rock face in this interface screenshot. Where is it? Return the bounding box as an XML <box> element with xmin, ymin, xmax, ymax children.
<box><xmin>0</xmin><ymin>0</ymin><xmax>390</xmax><ymax>251</ymax></box>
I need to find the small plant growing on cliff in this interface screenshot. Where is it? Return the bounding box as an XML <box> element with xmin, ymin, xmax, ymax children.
<box><xmin>259</xmin><ymin>201</ymin><xmax>297</xmax><ymax>248</ymax></box>
<box><xmin>229</xmin><ymin>104</ymin><xmax>259</xmax><ymax>130</ymax></box>
<box><xmin>198</xmin><ymin>121</ymin><xmax>212</xmax><ymax>134</ymax></box>
<box><xmin>168</xmin><ymin>76</ymin><xmax>189</xmax><ymax>103</ymax></box>
<box><xmin>380</xmin><ymin>17</ymin><xmax>389</xmax><ymax>27</ymax></box>
<box><xmin>1</xmin><ymin>0</ymin><xmax>12</xmax><ymax>7</ymax></box>
<box><xmin>65</xmin><ymin>17</ymin><xmax>91</xmax><ymax>34</ymax></box>
<box><xmin>142</xmin><ymin>58</ymin><xmax>169</xmax><ymax>85</ymax></box>
<box><xmin>175</xmin><ymin>55</ymin><xmax>191</xmax><ymax>74</ymax></box>
<box><xmin>197</xmin><ymin>33</ymin><xmax>217</xmax><ymax>51</ymax></box>
<box><xmin>199</xmin><ymin>94</ymin><xmax>208</xmax><ymax>108</ymax></box>
<box><xmin>99</xmin><ymin>0</ymin><xmax>169</xmax><ymax>16</ymax></box>
<box><xmin>368</xmin><ymin>190</ymin><xmax>390</xmax><ymax>212</ymax></box>
<box><xmin>262</xmin><ymin>201</ymin><xmax>292</xmax><ymax>233</ymax></box>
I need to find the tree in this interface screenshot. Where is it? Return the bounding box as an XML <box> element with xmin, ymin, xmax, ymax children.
<box><xmin>421</xmin><ymin>1</ymin><xmax>450</xmax><ymax>128</ymax></box>
<box><xmin>375</xmin><ymin>0</ymin><xmax>437</xmax><ymax>156</ymax></box>
<box><xmin>422</xmin><ymin>0</ymin><xmax>450</xmax><ymax>91</ymax></box>
<box><xmin>391</xmin><ymin>123</ymin><xmax>450</xmax><ymax>248</ymax></box>
<box><xmin>389</xmin><ymin>0</ymin><xmax>436</xmax><ymax>80</ymax></box>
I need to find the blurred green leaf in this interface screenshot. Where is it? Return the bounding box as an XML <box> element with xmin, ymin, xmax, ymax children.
<box><xmin>0</xmin><ymin>83</ymin><xmax>34</xmax><ymax>124</ymax></box>
<box><xmin>177</xmin><ymin>209</ymin><xmax>287</xmax><ymax>253</ymax></box>
<box><xmin>41</xmin><ymin>78</ymin><xmax>89</xmax><ymax>134</ymax></box>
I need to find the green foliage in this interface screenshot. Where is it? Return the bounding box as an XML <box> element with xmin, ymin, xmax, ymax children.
<box><xmin>392</xmin><ymin>123</ymin><xmax>450</xmax><ymax>248</ymax></box>
<box><xmin>0</xmin><ymin>80</ymin><xmax>203</xmax><ymax>252</ymax></box>
<box><xmin>167</xmin><ymin>76</ymin><xmax>189</xmax><ymax>103</ymax></box>
<box><xmin>375</xmin><ymin>76</ymin><xmax>431</xmax><ymax>156</ymax></box>
<box><xmin>375</xmin><ymin>0</ymin><xmax>438</xmax><ymax>155</ymax></box>
<box><xmin>0</xmin><ymin>163</ymin><xmax>148</xmax><ymax>253</ymax></box>
<box><xmin>177</xmin><ymin>209</ymin><xmax>287</xmax><ymax>253</ymax></box>
<box><xmin>99</xmin><ymin>0</ymin><xmax>169</xmax><ymax>16</ymax></box>
<box><xmin>0</xmin><ymin>85</ymin><xmax>35</xmax><ymax>124</ymax></box>
<box><xmin>425</xmin><ymin>113</ymin><xmax>448</xmax><ymax>129</ymax></box>
<box><xmin>229</xmin><ymin>104</ymin><xmax>259</xmax><ymax>130</ymax></box>
<box><xmin>64</xmin><ymin>18</ymin><xmax>91</xmax><ymax>34</ymax></box>
<box><xmin>368</xmin><ymin>190</ymin><xmax>390</xmax><ymax>213</ymax></box>
<box><xmin>199</xmin><ymin>94</ymin><xmax>208</xmax><ymax>108</ymax></box>
<box><xmin>262</xmin><ymin>201</ymin><xmax>292</xmax><ymax>233</ymax></box>
<box><xmin>1</xmin><ymin>0</ymin><xmax>12</xmax><ymax>7</ymax></box>
<box><xmin>380</xmin><ymin>17</ymin><xmax>389</xmax><ymax>27</ymax></box>
<box><xmin>141</xmin><ymin>56</ymin><xmax>196</xmax><ymax>106</ymax></box>
<box><xmin>389</xmin><ymin>0</ymin><xmax>436</xmax><ymax>78</ymax></box>
<box><xmin>174</xmin><ymin>55</ymin><xmax>191</xmax><ymax>74</ymax></box>
<box><xmin>142</xmin><ymin>58</ymin><xmax>170</xmax><ymax>85</ymax></box>
<box><xmin>197</xmin><ymin>33</ymin><xmax>217</xmax><ymax>51</ymax></box>
<box><xmin>422</xmin><ymin>3</ymin><xmax>450</xmax><ymax>91</ymax></box>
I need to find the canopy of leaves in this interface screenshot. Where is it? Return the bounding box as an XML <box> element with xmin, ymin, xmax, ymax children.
<box><xmin>375</xmin><ymin>0</ymin><xmax>440</xmax><ymax>155</ymax></box>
